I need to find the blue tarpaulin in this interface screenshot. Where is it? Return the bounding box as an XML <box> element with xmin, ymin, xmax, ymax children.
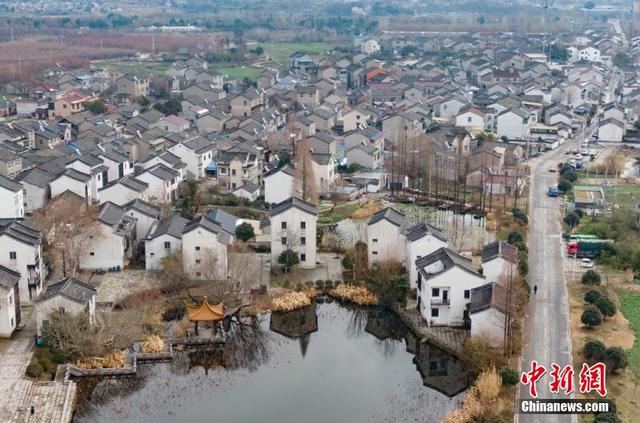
<box><xmin>207</xmin><ymin>161</ymin><xmax>218</xmax><ymax>171</ymax></box>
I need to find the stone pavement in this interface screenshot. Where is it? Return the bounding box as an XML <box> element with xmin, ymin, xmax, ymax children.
<box><xmin>0</xmin><ymin>310</ymin><xmax>75</xmax><ymax>423</ymax></box>
<box><xmin>394</xmin><ymin>300</ymin><xmax>467</xmax><ymax>357</ymax></box>
<box><xmin>91</xmin><ymin>269</ymin><xmax>157</xmax><ymax>303</ymax></box>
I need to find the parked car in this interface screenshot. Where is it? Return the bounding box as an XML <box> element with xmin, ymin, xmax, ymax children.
<box><xmin>581</xmin><ymin>258</ymin><xmax>594</xmax><ymax>268</ymax></box>
<box><xmin>549</xmin><ymin>167</ymin><xmax>557</xmax><ymax>173</ymax></box>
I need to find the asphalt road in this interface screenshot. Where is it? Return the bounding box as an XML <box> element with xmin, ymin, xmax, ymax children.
<box><xmin>516</xmin><ymin>137</ymin><xmax>587</xmax><ymax>423</ymax></box>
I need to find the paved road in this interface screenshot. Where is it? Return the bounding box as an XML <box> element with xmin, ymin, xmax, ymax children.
<box><xmin>516</xmin><ymin>135</ymin><xmax>591</xmax><ymax>422</ymax></box>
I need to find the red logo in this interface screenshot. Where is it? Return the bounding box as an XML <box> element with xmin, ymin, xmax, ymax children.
<box><xmin>550</xmin><ymin>363</ymin><xmax>575</xmax><ymax>394</ymax></box>
<box><xmin>521</xmin><ymin>360</ymin><xmax>547</xmax><ymax>398</ymax></box>
<box><xmin>579</xmin><ymin>362</ymin><xmax>607</xmax><ymax>397</ymax></box>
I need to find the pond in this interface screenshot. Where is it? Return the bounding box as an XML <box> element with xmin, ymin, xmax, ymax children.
<box><xmin>76</xmin><ymin>301</ymin><xmax>469</xmax><ymax>423</ymax></box>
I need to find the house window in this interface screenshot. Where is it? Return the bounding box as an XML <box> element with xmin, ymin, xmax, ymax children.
<box><xmin>10</xmin><ymin>318</ymin><xmax>13</xmax><ymax>327</ymax></box>
<box><xmin>467</xmin><ymin>116</ymin><xmax>472</xmax><ymax>123</ymax></box>
<box><xmin>281</xmin><ymin>237</ymin><xmax>287</xmax><ymax>245</ymax></box>
<box><xmin>300</xmin><ymin>221</ymin><xmax>306</xmax><ymax>229</ymax></box>
<box><xmin>90</xmin><ymin>252</ymin><xmax>95</xmax><ymax>256</ymax></box>
<box><xmin>431</xmin><ymin>288</ymin><xmax>439</xmax><ymax>297</ymax></box>
<box><xmin>164</xmin><ymin>241</ymin><xmax>171</xmax><ymax>249</ymax></box>
<box><xmin>464</xmin><ymin>290</ymin><xmax>470</xmax><ymax>299</ymax></box>
<box><xmin>195</xmin><ymin>259</ymin><xmax>201</xmax><ymax>264</ymax></box>
<box><xmin>431</xmin><ymin>308</ymin><xmax>439</xmax><ymax>317</ymax></box>
<box><xmin>231</xmin><ymin>169</ymin><xmax>236</xmax><ymax>176</ymax></box>
<box><xmin>150</xmin><ymin>253</ymin><xmax>155</xmax><ymax>256</ymax></box>
<box><xmin>300</xmin><ymin>237</ymin><xmax>306</xmax><ymax>245</ymax></box>
<box><xmin>281</xmin><ymin>222</ymin><xmax>287</xmax><ymax>230</ymax></box>
<box><xmin>196</xmin><ymin>272</ymin><xmax>201</xmax><ymax>277</ymax></box>
<box><xmin>372</xmin><ymin>251</ymin><xmax>378</xmax><ymax>255</ymax></box>
<box><xmin>9</xmin><ymin>252</ymin><xmax>16</xmax><ymax>260</ymax></box>
<box><xmin>372</xmin><ymin>238</ymin><xmax>378</xmax><ymax>243</ymax></box>
<box><xmin>300</xmin><ymin>253</ymin><xmax>306</xmax><ymax>262</ymax></box>
<box><xmin>195</xmin><ymin>246</ymin><xmax>201</xmax><ymax>251</ymax></box>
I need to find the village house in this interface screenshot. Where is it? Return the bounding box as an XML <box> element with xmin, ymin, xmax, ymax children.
<box><xmin>367</xmin><ymin>207</ymin><xmax>407</xmax><ymax>267</ymax></box>
<box><xmin>98</xmin><ymin>150</ymin><xmax>134</xmax><ymax>182</ymax></box>
<box><xmin>136</xmin><ymin>164</ymin><xmax>180</xmax><ymax>204</ymax></box>
<box><xmin>264</xmin><ymin>165</ymin><xmax>295</xmax><ymax>205</ymax></box>
<box><xmin>79</xmin><ymin>202</ymin><xmax>137</xmax><ymax>271</ymax></box>
<box><xmin>496</xmin><ymin>108</ymin><xmax>536</xmax><ymax>140</ymax></box>
<box><xmin>232</xmin><ymin>182</ymin><xmax>261</xmax><ymax>202</ymax></box>
<box><xmin>0</xmin><ymin>265</ymin><xmax>20</xmax><ymax>337</ymax></box>
<box><xmin>49</xmin><ymin>168</ymin><xmax>92</xmax><ymax>204</ymax></box>
<box><xmin>15</xmin><ymin>168</ymin><xmax>54</xmax><ymax>213</ymax></box>
<box><xmin>469</xmin><ymin>282</ymin><xmax>507</xmax><ymax>346</ymax></box>
<box><xmin>168</xmin><ymin>136</ymin><xmax>214</xmax><ymax>178</ymax></box>
<box><xmin>480</xmin><ymin>241</ymin><xmax>518</xmax><ymax>283</ymax></box>
<box><xmin>0</xmin><ymin>221</ymin><xmax>45</xmax><ymax>303</ymax></box>
<box><xmin>230</xmin><ymin>89</ymin><xmax>264</xmax><ymax>117</ymax></box>
<box><xmin>98</xmin><ymin>176</ymin><xmax>149</xmax><ymax>206</ymax></box>
<box><xmin>415</xmin><ymin>247</ymin><xmax>487</xmax><ymax>326</ymax></box>
<box><xmin>145</xmin><ymin>214</ymin><xmax>189</xmax><ymax>270</ymax></box>
<box><xmin>270</xmin><ymin>197</ymin><xmax>318</xmax><ymax>269</ymax></box>
<box><xmin>116</xmin><ymin>75</ymin><xmax>150</xmax><ymax>99</ymax></box>
<box><xmin>181</xmin><ymin>215</ymin><xmax>232</xmax><ymax>280</ymax></box>
<box><xmin>65</xmin><ymin>155</ymin><xmax>109</xmax><ymax>202</ymax></box>
<box><xmin>404</xmin><ymin>222</ymin><xmax>449</xmax><ymax>289</ymax></box>
<box><xmin>216</xmin><ymin>145</ymin><xmax>263</xmax><ymax>192</ymax></box>
<box><xmin>35</xmin><ymin>277</ymin><xmax>96</xmax><ymax>336</ymax></box>
<box><xmin>0</xmin><ymin>175</ymin><xmax>24</xmax><ymax>219</ymax></box>
<box><xmin>598</xmin><ymin>118</ymin><xmax>624</xmax><ymax>143</ymax></box>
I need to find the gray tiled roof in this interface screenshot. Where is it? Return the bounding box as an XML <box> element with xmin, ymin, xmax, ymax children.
<box><xmin>416</xmin><ymin>247</ymin><xmax>483</xmax><ymax>281</ymax></box>
<box><xmin>148</xmin><ymin>214</ymin><xmax>189</xmax><ymax>240</ymax></box>
<box><xmin>0</xmin><ymin>264</ymin><xmax>20</xmax><ymax>290</ymax></box>
<box><xmin>206</xmin><ymin>209</ymin><xmax>238</xmax><ymax>236</ymax></box>
<box><xmin>0</xmin><ymin>221</ymin><xmax>42</xmax><ymax>246</ymax></box>
<box><xmin>37</xmin><ymin>277</ymin><xmax>96</xmax><ymax>304</ymax></box>
<box><xmin>123</xmin><ymin>199</ymin><xmax>160</xmax><ymax>219</ymax></box>
<box><xmin>403</xmin><ymin>222</ymin><xmax>447</xmax><ymax>243</ymax></box>
<box><xmin>119</xmin><ymin>176</ymin><xmax>149</xmax><ymax>192</ymax></box>
<box><xmin>0</xmin><ymin>174</ymin><xmax>22</xmax><ymax>192</ymax></box>
<box><xmin>146</xmin><ymin>163</ymin><xmax>179</xmax><ymax>181</ymax></box>
<box><xmin>58</xmin><ymin>168</ymin><xmax>91</xmax><ymax>183</ymax></box>
<box><xmin>368</xmin><ymin>207</ymin><xmax>405</xmax><ymax>227</ymax></box>
<box><xmin>182</xmin><ymin>215</ymin><xmax>233</xmax><ymax>243</ymax></box>
<box><xmin>469</xmin><ymin>282</ymin><xmax>507</xmax><ymax>314</ymax></box>
<box><xmin>270</xmin><ymin>197</ymin><xmax>317</xmax><ymax>217</ymax></box>
<box><xmin>481</xmin><ymin>240</ymin><xmax>518</xmax><ymax>264</ymax></box>
<box><xmin>15</xmin><ymin>168</ymin><xmax>55</xmax><ymax>188</ymax></box>
<box><xmin>99</xmin><ymin>202</ymin><xmax>126</xmax><ymax>226</ymax></box>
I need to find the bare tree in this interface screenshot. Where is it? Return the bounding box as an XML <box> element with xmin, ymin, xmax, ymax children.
<box><xmin>291</xmin><ymin>137</ymin><xmax>318</xmax><ymax>203</ymax></box>
<box><xmin>30</xmin><ymin>194</ymin><xmax>100</xmax><ymax>277</ymax></box>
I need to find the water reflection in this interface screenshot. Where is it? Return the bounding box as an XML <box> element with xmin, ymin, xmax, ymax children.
<box><xmin>77</xmin><ymin>302</ymin><xmax>468</xmax><ymax>423</ymax></box>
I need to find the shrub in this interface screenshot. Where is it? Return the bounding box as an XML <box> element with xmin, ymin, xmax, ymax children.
<box><xmin>558</xmin><ymin>179</ymin><xmax>573</xmax><ymax>193</ymax></box>
<box><xmin>512</xmin><ymin>208</ymin><xmax>528</xmax><ymax>225</ymax></box>
<box><xmin>574</xmin><ymin>209</ymin><xmax>585</xmax><ymax>218</ymax></box>
<box><xmin>559</xmin><ymin>164</ymin><xmax>574</xmax><ymax>174</ymax></box>
<box><xmin>507</xmin><ymin>231</ymin><xmax>525</xmax><ymax>245</ymax></box>
<box><xmin>584</xmin><ymin>290</ymin><xmax>602</xmax><ymax>304</ymax></box>
<box><xmin>595</xmin><ymin>296</ymin><xmax>616</xmax><ymax>318</ymax></box>
<box><xmin>278</xmin><ymin>249</ymin><xmax>299</xmax><ymax>272</ymax></box>
<box><xmin>583</xmin><ymin>339</ymin><xmax>606</xmax><ymax>361</ymax></box>
<box><xmin>581</xmin><ymin>270</ymin><xmax>601</xmax><ymax>285</ymax></box>
<box><xmin>604</xmin><ymin>347</ymin><xmax>628</xmax><ymax>373</ymax></box>
<box><xmin>594</xmin><ymin>413</ymin><xmax>621</xmax><ymax>423</ymax></box>
<box><xmin>564</xmin><ymin>212</ymin><xmax>580</xmax><ymax>228</ymax></box>
<box><xmin>26</xmin><ymin>361</ymin><xmax>43</xmax><ymax>378</ymax></box>
<box><xmin>235</xmin><ymin>222</ymin><xmax>255</xmax><ymax>242</ymax></box>
<box><xmin>581</xmin><ymin>306</ymin><xmax>603</xmax><ymax>327</ymax></box>
<box><xmin>500</xmin><ymin>367</ymin><xmax>519</xmax><ymax>385</ymax></box>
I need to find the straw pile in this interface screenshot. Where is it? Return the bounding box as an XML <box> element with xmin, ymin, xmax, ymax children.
<box><xmin>271</xmin><ymin>291</ymin><xmax>311</xmax><ymax>312</ymax></box>
<box><xmin>141</xmin><ymin>334</ymin><xmax>165</xmax><ymax>353</ymax></box>
<box><xmin>329</xmin><ymin>284</ymin><xmax>378</xmax><ymax>306</ymax></box>
<box><xmin>75</xmin><ymin>350</ymin><xmax>126</xmax><ymax>369</ymax></box>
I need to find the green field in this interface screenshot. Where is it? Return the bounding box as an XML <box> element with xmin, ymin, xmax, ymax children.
<box><xmin>94</xmin><ymin>61</ymin><xmax>170</xmax><ymax>75</ymax></box>
<box><xmin>603</xmin><ymin>184</ymin><xmax>640</xmax><ymax>210</ymax></box>
<box><xmin>619</xmin><ymin>292</ymin><xmax>640</xmax><ymax>377</ymax></box>
<box><xmin>251</xmin><ymin>42</ymin><xmax>335</xmax><ymax>63</ymax></box>
<box><xmin>211</xmin><ymin>66</ymin><xmax>263</xmax><ymax>82</ymax></box>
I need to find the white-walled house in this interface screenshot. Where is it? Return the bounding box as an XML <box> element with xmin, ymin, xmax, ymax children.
<box><xmin>79</xmin><ymin>202</ymin><xmax>137</xmax><ymax>271</ymax></box>
<box><xmin>0</xmin><ymin>221</ymin><xmax>45</xmax><ymax>303</ymax></box>
<box><xmin>264</xmin><ymin>165</ymin><xmax>295</xmax><ymax>205</ymax></box>
<box><xmin>168</xmin><ymin>136</ymin><xmax>214</xmax><ymax>178</ymax></box>
<box><xmin>496</xmin><ymin>108</ymin><xmax>535</xmax><ymax>140</ymax></box>
<box><xmin>311</xmin><ymin>153</ymin><xmax>338</xmax><ymax>196</ymax></box>
<box><xmin>49</xmin><ymin>168</ymin><xmax>92</xmax><ymax>203</ymax></box>
<box><xmin>137</xmin><ymin>164</ymin><xmax>180</xmax><ymax>204</ymax></box>
<box><xmin>181</xmin><ymin>215</ymin><xmax>232</xmax><ymax>280</ymax></box>
<box><xmin>122</xmin><ymin>199</ymin><xmax>161</xmax><ymax>243</ymax></box>
<box><xmin>439</xmin><ymin>96</ymin><xmax>469</xmax><ymax>120</ymax></box>
<box><xmin>65</xmin><ymin>155</ymin><xmax>108</xmax><ymax>202</ymax></box>
<box><xmin>455</xmin><ymin>108</ymin><xmax>486</xmax><ymax>131</ymax></box>
<box><xmin>35</xmin><ymin>277</ymin><xmax>96</xmax><ymax>336</ymax></box>
<box><xmin>98</xmin><ymin>150</ymin><xmax>134</xmax><ymax>182</ymax></box>
<box><xmin>367</xmin><ymin>207</ymin><xmax>407</xmax><ymax>267</ymax></box>
<box><xmin>480</xmin><ymin>241</ymin><xmax>518</xmax><ymax>283</ymax></box>
<box><xmin>145</xmin><ymin>214</ymin><xmax>188</xmax><ymax>270</ymax></box>
<box><xmin>404</xmin><ymin>222</ymin><xmax>449</xmax><ymax>289</ymax></box>
<box><xmin>15</xmin><ymin>168</ymin><xmax>54</xmax><ymax>213</ymax></box>
<box><xmin>233</xmin><ymin>182</ymin><xmax>260</xmax><ymax>202</ymax></box>
<box><xmin>0</xmin><ymin>265</ymin><xmax>20</xmax><ymax>337</ymax></box>
<box><xmin>0</xmin><ymin>175</ymin><xmax>24</xmax><ymax>219</ymax></box>
<box><xmin>416</xmin><ymin>248</ymin><xmax>486</xmax><ymax>326</ymax></box>
<box><xmin>98</xmin><ymin>176</ymin><xmax>149</xmax><ymax>206</ymax></box>
<box><xmin>598</xmin><ymin>118</ymin><xmax>624</xmax><ymax>143</ymax></box>
<box><xmin>270</xmin><ymin>197</ymin><xmax>318</xmax><ymax>269</ymax></box>
<box><xmin>469</xmin><ymin>282</ymin><xmax>507</xmax><ymax>347</ymax></box>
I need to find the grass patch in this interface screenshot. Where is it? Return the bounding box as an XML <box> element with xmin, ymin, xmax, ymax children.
<box><xmin>94</xmin><ymin>60</ymin><xmax>170</xmax><ymax>75</ymax></box>
<box><xmin>603</xmin><ymin>184</ymin><xmax>640</xmax><ymax>210</ymax></box>
<box><xmin>619</xmin><ymin>292</ymin><xmax>640</xmax><ymax>378</ymax></box>
<box><xmin>253</xmin><ymin>42</ymin><xmax>335</xmax><ymax>63</ymax></box>
<box><xmin>211</xmin><ymin>65</ymin><xmax>262</xmax><ymax>81</ymax></box>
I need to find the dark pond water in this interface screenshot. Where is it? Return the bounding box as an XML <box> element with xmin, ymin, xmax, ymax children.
<box><xmin>75</xmin><ymin>301</ymin><xmax>469</xmax><ymax>423</ymax></box>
